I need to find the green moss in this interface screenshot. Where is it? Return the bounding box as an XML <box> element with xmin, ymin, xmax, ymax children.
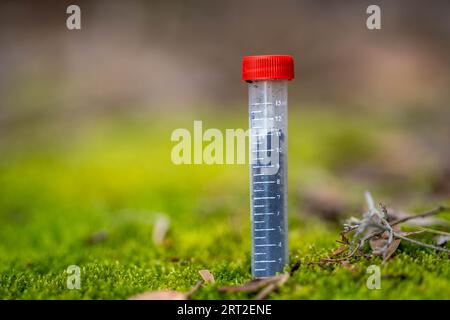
<box><xmin>0</xmin><ymin>110</ymin><xmax>448</xmax><ymax>299</ymax></box>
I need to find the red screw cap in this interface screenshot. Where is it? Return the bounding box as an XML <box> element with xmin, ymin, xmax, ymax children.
<box><xmin>242</xmin><ymin>55</ymin><xmax>294</xmax><ymax>81</ymax></box>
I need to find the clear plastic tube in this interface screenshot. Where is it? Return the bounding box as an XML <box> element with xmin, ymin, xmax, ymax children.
<box><xmin>249</xmin><ymin>80</ymin><xmax>288</xmax><ymax>278</ymax></box>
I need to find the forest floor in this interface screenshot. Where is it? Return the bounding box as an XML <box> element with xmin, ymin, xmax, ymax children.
<box><xmin>1</xmin><ymin>108</ymin><xmax>449</xmax><ymax>299</ymax></box>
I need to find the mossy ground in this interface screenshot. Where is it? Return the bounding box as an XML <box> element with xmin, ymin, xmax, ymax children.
<box><xmin>0</xmin><ymin>109</ymin><xmax>448</xmax><ymax>299</ymax></box>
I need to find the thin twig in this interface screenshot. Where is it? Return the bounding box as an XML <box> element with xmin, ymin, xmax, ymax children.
<box><xmin>391</xmin><ymin>206</ymin><xmax>449</xmax><ymax>226</ymax></box>
<box><xmin>416</xmin><ymin>227</ymin><xmax>450</xmax><ymax>236</ymax></box>
<box><xmin>401</xmin><ymin>230</ymin><xmax>426</xmax><ymax>237</ymax></box>
<box><xmin>185</xmin><ymin>280</ymin><xmax>203</xmax><ymax>299</ymax></box>
<box><xmin>253</xmin><ymin>274</ymin><xmax>289</xmax><ymax>300</ymax></box>
<box><xmin>393</xmin><ymin>232</ymin><xmax>450</xmax><ymax>253</ymax></box>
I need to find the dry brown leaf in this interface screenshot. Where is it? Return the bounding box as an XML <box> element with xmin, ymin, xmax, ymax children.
<box><xmin>370</xmin><ymin>224</ymin><xmax>401</xmax><ymax>261</ymax></box>
<box><xmin>129</xmin><ymin>280</ymin><xmax>203</xmax><ymax>300</ymax></box>
<box><xmin>198</xmin><ymin>269</ymin><xmax>215</xmax><ymax>283</ymax></box>
<box><xmin>129</xmin><ymin>290</ymin><xmax>186</xmax><ymax>300</ymax></box>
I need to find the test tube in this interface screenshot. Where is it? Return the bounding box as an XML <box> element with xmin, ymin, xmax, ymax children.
<box><xmin>242</xmin><ymin>55</ymin><xmax>295</xmax><ymax>278</ymax></box>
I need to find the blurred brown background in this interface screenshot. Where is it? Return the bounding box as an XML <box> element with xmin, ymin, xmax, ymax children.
<box><xmin>1</xmin><ymin>0</ymin><xmax>449</xmax><ymax>127</ymax></box>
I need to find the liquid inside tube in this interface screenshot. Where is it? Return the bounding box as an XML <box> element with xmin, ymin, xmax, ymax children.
<box><xmin>249</xmin><ymin>80</ymin><xmax>288</xmax><ymax>278</ymax></box>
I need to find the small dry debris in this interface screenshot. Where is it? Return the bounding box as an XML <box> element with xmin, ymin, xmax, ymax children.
<box><xmin>435</xmin><ymin>235</ymin><xmax>450</xmax><ymax>246</ymax></box>
<box><xmin>152</xmin><ymin>215</ymin><xmax>170</xmax><ymax>246</ymax></box>
<box><xmin>339</xmin><ymin>192</ymin><xmax>450</xmax><ymax>263</ymax></box>
<box><xmin>339</xmin><ymin>260</ymin><xmax>357</xmax><ymax>273</ymax></box>
<box><xmin>254</xmin><ymin>274</ymin><xmax>289</xmax><ymax>300</ymax></box>
<box><xmin>185</xmin><ymin>280</ymin><xmax>203</xmax><ymax>299</ymax></box>
<box><xmin>218</xmin><ymin>274</ymin><xmax>288</xmax><ymax>299</ymax></box>
<box><xmin>198</xmin><ymin>269</ymin><xmax>215</xmax><ymax>283</ymax></box>
<box><xmin>86</xmin><ymin>230</ymin><xmax>108</xmax><ymax>245</ymax></box>
<box><xmin>218</xmin><ymin>261</ymin><xmax>301</xmax><ymax>299</ymax></box>
<box><xmin>330</xmin><ymin>246</ymin><xmax>347</xmax><ymax>257</ymax></box>
<box><xmin>218</xmin><ymin>277</ymin><xmax>276</xmax><ymax>293</ymax></box>
<box><xmin>317</xmin><ymin>193</ymin><xmax>449</xmax><ymax>271</ymax></box>
<box><xmin>129</xmin><ymin>280</ymin><xmax>203</xmax><ymax>300</ymax></box>
<box><xmin>129</xmin><ymin>290</ymin><xmax>187</xmax><ymax>300</ymax></box>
